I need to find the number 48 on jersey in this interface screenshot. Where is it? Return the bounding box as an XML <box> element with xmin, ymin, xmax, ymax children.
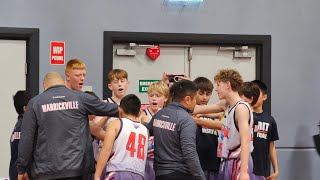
<box><xmin>126</xmin><ymin>132</ymin><xmax>147</xmax><ymax>160</ymax></box>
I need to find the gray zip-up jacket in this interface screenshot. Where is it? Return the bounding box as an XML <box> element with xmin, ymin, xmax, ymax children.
<box><xmin>145</xmin><ymin>102</ymin><xmax>205</xmax><ymax>180</ymax></box>
<box><xmin>17</xmin><ymin>85</ymin><xmax>119</xmax><ymax>179</ymax></box>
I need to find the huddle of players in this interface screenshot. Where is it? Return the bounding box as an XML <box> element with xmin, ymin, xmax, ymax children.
<box><xmin>11</xmin><ymin>59</ymin><xmax>279</xmax><ymax>180</ymax></box>
<box><xmin>88</xmin><ymin>65</ymin><xmax>279</xmax><ymax>179</ymax></box>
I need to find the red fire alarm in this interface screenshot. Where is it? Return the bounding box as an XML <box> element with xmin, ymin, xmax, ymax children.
<box><xmin>146</xmin><ymin>46</ymin><xmax>160</xmax><ymax>60</ymax></box>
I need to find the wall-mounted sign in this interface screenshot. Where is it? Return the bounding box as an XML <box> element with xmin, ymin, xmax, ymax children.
<box><xmin>50</xmin><ymin>41</ymin><xmax>65</xmax><ymax>65</ymax></box>
<box><xmin>146</xmin><ymin>46</ymin><xmax>160</xmax><ymax>60</ymax></box>
<box><xmin>139</xmin><ymin>80</ymin><xmax>160</xmax><ymax>93</ymax></box>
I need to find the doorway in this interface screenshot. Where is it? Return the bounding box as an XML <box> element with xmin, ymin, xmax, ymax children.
<box><xmin>103</xmin><ymin>32</ymin><xmax>271</xmax><ymax>112</ymax></box>
<box><xmin>0</xmin><ymin>27</ymin><xmax>39</xmax><ymax>178</ymax></box>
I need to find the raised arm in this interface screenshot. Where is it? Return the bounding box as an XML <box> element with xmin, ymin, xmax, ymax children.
<box><xmin>81</xmin><ymin>93</ymin><xmax>119</xmax><ymax>117</ymax></box>
<box><xmin>193</xmin><ymin>117</ymin><xmax>222</xmax><ymax>130</ymax></box>
<box><xmin>195</xmin><ymin>112</ymin><xmax>224</xmax><ymax>119</ymax></box>
<box><xmin>193</xmin><ymin>99</ymin><xmax>226</xmax><ymax>115</ymax></box>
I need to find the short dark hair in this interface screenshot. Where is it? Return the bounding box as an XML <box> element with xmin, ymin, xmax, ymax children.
<box><xmin>120</xmin><ymin>94</ymin><xmax>141</xmax><ymax>116</ymax></box>
<box><xmin>193</xmin><ymin>77</ymin><xmax>213</xmax><ymax>92</ymax></box>
<box><xmin>13</xmin><ymin>90</ymin><xmax>31</xmax><ymax>115</ymax></box>
<box><xmin>251</xmin><ymin>80</ymin><xmax>268</xmax><ymax>95</ymax></box>
<box><xmin>170</xmin><ymin>80</ymin><xmax>198</xmax><ymax>102</ymax></box>
<box><xmin>239</xmin><ymin>82</ymin><xmax>260</xmax><ymax>106</ymax></box>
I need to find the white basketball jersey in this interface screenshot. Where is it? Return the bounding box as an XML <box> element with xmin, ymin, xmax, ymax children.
<box><xmin>144</xmin><ymin>109</ymin><xmax>153</xmax><ymax>119</ymax></box>
<box><xmin>93</xmin><ymin>138</ymin><xmax>103</xmax><ymax>162</ymax></box>
<box><xmin>93</xmin><ymin>98</ymin><xmax>119</xmax><ymax>161</ymax></box>
<box><xmin>217</xmin><ymin>101</ymin><xmax>254</xmax><ymax>159</ymax></box>
<box><xmin>144</xmin><ymin>109</ymin><xmax>154</xmax><ymax>159</ymax></box>
<box><xmin>104</xmin><ymin>98</ymin><xmax>119</xmax><ymax>125</ymax></box>
<box><xmin>106</xmin><ymin>118</ymin><xmax>149</xmax><ymax>176</ymax></box>
<box><xmin>104</xmin><ymin>97</ymin><xmax>117</xmax><ymax>104</ymax></box>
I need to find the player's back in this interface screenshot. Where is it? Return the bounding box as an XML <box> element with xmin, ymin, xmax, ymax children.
<box><xmin>106</xmin><ymin>118</ymin><xmax>148</xmax><ymax>177</ymax></box>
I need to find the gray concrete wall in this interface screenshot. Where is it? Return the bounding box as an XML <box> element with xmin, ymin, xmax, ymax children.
<box><xmin>1</xmin><ymin>0</ymin><xmax>319</xmax><ymax>179</ymax></box>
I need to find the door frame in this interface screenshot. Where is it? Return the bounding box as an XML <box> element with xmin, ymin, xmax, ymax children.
<box><xmin>0</xmin><ymin>27</ymin><xmax>39</xmax><ymax>97</ymax></box>
<box><xmin>103</xmin><ymin>31</ymin><xmax>271</xmax><ymax>114</ymax></box>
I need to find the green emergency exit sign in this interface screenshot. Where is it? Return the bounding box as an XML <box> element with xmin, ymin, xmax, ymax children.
<box><xmin>139</xmin><ymin>80</ymin><xmax>159</xmax><ymax>93</ymax></box>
